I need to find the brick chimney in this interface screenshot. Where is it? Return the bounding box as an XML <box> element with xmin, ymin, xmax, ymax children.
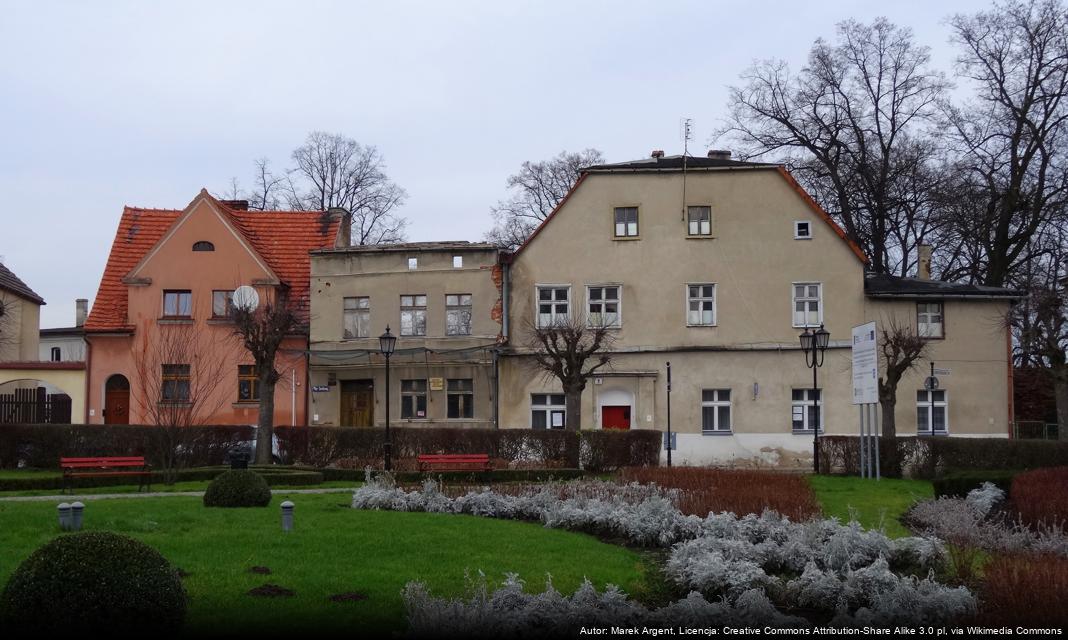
<box><xmin>917</xmin><ymin>244</ymin><xmax>933</xmax><ymax>280</ymax></box>
<box><xmin>330</xmin><ymin>207</ymin><xmax>351</xmax><ymax>248</ymax></box>
<box><xmin>707</xmin><ymin>149</ymin><xmax>732</xmax><ymax>160</ymax></box>
<box><xmin>220</xmin><ymin>199</ymin><xmax>250</xmax><ymax>211</ymax></box>
<box><xmin>75</xmin><ymin>299</ymin><xmax>88</xmax><ymax>327</ymax></box>
<box><xmin>651</xmin><ymin>150</ymin><xmax>665</xmax><ymax>158</ymax></box>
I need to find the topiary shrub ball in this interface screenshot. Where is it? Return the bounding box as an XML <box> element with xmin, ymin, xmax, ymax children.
<box><xmin>0</xmin><ymin>531</ymin><xmax>186</xmax><ymax>633</ymax></box>
<box><xmin>203</xmin><ymin>469</ymin><xmax>272</xmax><ymax>508</ymax></box>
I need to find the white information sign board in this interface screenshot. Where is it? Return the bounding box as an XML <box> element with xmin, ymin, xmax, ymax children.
<box><xmin>852</xmin><ymin>322</ymin><xmax>879</xmax><ymax>405</ymax></box>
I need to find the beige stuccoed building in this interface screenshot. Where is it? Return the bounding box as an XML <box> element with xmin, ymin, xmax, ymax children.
<box><xmin>496</xmin><ymin>152</ymin><xmax>1021</xmax><ymax>467</ymax></box>
<box><xmin>308</xmin><ymin>243</ymin><xmax>503</xmax><ymax>428</ymax></box>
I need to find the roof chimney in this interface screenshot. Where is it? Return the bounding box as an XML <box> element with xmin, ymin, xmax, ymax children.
<box><xmin>707</xmin><ymin>149</ymin><xmax>732</xmax><ymax>161</ymax></box>
<box><xmin>651</xmin><ymin>150</ymin><xmax>665</xmax><ymax>158</ymax></box>
<box><xmin>917</xmin><ymin>245</ymin><xmax>933</xmax><ymax>280</ymax></box>
<box><xmin>220</xmin><ymin>199</ymin><xmax>250</xmax><ymax>211</ymax></box>
<box><xmin>330</xmin><ymin>207</ymin><xmax>351</xmax><ymax>248</ymax></box>
<box><xmin>75</xmin><ymin>299</ymin><xmax>88</xmax><ymax>327</ymax></box>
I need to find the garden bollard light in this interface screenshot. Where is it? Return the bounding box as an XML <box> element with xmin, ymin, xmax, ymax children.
<box><xmin>70</xmin><ymin>502</ymin><xmax>84</xmax><ymax>531</ymax></box>
<box><xmin>57</xmin><ymin>503</ymin><xmax>72</xmax><ymax>531</ymax></box>
<box><xmin>281</xmin><ymin>501</ymin><xmax>294</xmax><ymax>532</ymax></box>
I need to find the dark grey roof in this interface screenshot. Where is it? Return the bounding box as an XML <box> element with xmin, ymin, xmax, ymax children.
<box><xmin>864</xmin><ymin>273</ymin><xmax>1023</xmax><ymax>299</ymax></box>
<box><xmin>40</xmin><ymin>326</ymin><xmax>85</xmax><ymax>336</ymax></box>
<box><xmin>583</xmin><ymin>154</ymin><xmax>775</xmax><ymax>173</ymax></box>
<box><xmin>312</xmin><ymin>241</ymin><xmax>499</xmax><ymax>255</ymax></box>
<box><xmin>0</xmin><ymin>262</ymin><xmax>44</xmax><ymax>305</ymax></box>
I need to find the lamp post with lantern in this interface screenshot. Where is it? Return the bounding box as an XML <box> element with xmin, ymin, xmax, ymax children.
<box><xmin>799</xmin><ymin>323</ymin><xmax>830</xmax><ymax>474</ymax></box>
<box><xmin>379</xmin><ymin>326</ymin><xmax>397</xmax><ymax>471</ymax></box>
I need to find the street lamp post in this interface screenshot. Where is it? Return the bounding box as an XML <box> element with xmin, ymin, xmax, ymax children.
<box><xmin>799</xmin><ymin>323</ymin><xmax>830</xmax><ymax>474</ymax></box>
<box><xmin>379</xmin><ymin>326</ymin><xmax>397</xmax><ymax>472</ymax></box>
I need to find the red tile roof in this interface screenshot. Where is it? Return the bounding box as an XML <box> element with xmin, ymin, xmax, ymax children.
<box><xmin>85</xmin><ymin>193</ymin><xmax>340</xmax><ymax>332</ymax></box>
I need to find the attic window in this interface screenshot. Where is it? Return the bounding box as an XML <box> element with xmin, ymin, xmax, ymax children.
<box><xmin>453</xmin><ymin>256</ymin><xmax>463</xmax><ymax>268</ymax></box>
<box><xmin>193</xmin><ymin>241</ymin><xmax>215</xmax><ymax>252</ymax></box>
<box><xmin>408</xmin><ymin>257</ymin><xmax>418</xmax><ymax>270</ymax></box>
<box><xmin>794</xmin><ymin>222</ymin><xmax>811</xmax><ymax>239</ymax></box>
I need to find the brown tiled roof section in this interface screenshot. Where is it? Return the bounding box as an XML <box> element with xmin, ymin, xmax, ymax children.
<box><xmin>85</xmin><ymin>197</ymin><xmax>340</xmax><ymax>332</ymax></box>
<box><xmin>85</xmin><ymin>207</ymin><xmax>180</xmax><ymax>331</ymax></box>
<box><xmin>0</xmin><ymin>261</ymin><xmax>45</xmax><ymax>305</ymax></box>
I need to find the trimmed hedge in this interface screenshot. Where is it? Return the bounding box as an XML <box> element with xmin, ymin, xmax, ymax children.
<box><xmin>203</xmin><ymin>470</ymin><xmax>272</xmax><ymax>507</ymax></box>
<box><xmin>319</xmin><ymin>467</ymin><xmax>585</xmax><ymax>484</ymax></box>
<box><xmin>275</xmin><ymin>426</ymin><xmax>661</xmax><ymax>472</ymax></box>
<box><xmin>819</xmin><ymin>435</ymin><xmax>1068</xmax><ymax>479</ymax></box>
<box><xmin>0</xmin><ymin>423</ymin><xmax>254</xmax><ymax>469</ymax></box>
<box><xmin>0</xmin><ymin>465</ymin><xmax>323</xmax><ymax>492</ymax></box>
<box><xmin>932</xmin><ymin>470</ymin><xmax>1020</xmax><ymax>498</ymax></box>
<box><xmin>0</xmin><ymin>531</ymin><xmax>186</xmax><ymax>632</ymax></box>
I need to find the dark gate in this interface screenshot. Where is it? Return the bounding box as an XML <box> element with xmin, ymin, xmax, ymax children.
<box><xmin>0</xmin><ymin>387</ymin><xmax>73</xmax><ymax>424</ymax></box>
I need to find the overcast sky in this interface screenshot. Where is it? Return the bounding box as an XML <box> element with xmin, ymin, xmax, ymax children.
<box><xmin>2</xmin><ymin>0</ymin><xmax>984</xmax><ymax>328</ymax></box>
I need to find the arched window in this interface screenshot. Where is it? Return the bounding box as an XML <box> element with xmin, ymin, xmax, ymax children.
<box><xmin>192</xmin><ymin>241</ymin><xmax>215</xmax><ymax>252</ymax></box>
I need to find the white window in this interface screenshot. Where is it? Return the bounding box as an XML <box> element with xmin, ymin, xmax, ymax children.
<box><xmin>587</xmin><ymin>285</ymin><xmax>621</xmax><ymax>328</ymax></box>
<box><xmin>792</xmin><ymin>283</ymin><xmax>822</xmax><ymax>327</ymax></box>
<box><xmin>613</xmin><ymin>207</ymin><xmax>639</xmax><ymax>237</ymax></box>
<box><xmin>701</xmin><ymin>389</ymin><xmax>731</xmax><ymax>434</ymax></box>
<box><xmin>162</xmin><ymin>290</ymin><xmax>192</xmax><ymax>318</ymax></box>
<box><xmin>453</xmin><ymin>255</ymin><xmax>463</xmax><ymax>268</ymax></box>
<box><xmin>400</xmin><ymin>295</ymin><xmax>427</xmax><ymax>336</ymax></box>
<box><xmin>794</xmin><ymin>221</ymin><xmax>812</xmax><ymax>239</ymax></box>
<box><xmin>343</xmin><ymin>296</ymin><xmax>370</xmax><ymax>339</ymax></box>
<box><xmin>917</xmin><ymin>390</ymin><xmax>948</xmax><ymax>435</ymax></box>
<box><xmin>688</xmin><ymin>206</ymin><xmax>712</xmax><ymax>236</ymax></box>
<box><xmin>536</xmin><ymin>286</ymin><xmax>570</xmax><ymax>327</ymax></box>
<box><xmin>531</xmin><ymin>393</ymin><xmax>566</xmax><ymax>430</ymax></box>
<box><xmin>446</xmin><ymin>294</ymin><xmax>472</xmax><ymax>335</ymax></box>
<box><xmin>687</xmin><ymin>284</ymin><xmax>716</xmax><ymax>326</ymax></box>
<box><xmin>408</xmin><ymin>257</ymin><xmax>418</xmax><ymax>270</ymax></box>
<box><xmin>917</xmin><ymin>302</ymin><xmax>944</xmax><ymax>338</ymax></box>
<box><xmin>401</xmin><ymin>379</ymin><xmax>428</xmax><ymax>418</ymax></box>
<box><xmin>791</xmin><ymin>389</ymin><xmax>822</xmax><ymax>432</ymax></box>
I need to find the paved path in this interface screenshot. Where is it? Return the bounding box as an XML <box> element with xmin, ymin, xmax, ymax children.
<box><xmin>0</xmin><ymin>487</ymin><xmax>358</xmax><ymax>502</ymax></box>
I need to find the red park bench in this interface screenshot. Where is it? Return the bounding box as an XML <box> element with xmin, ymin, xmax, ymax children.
<box><xmin>416</xmin><ymin>453</ymin><xmax>493</xmax><ymax>473</ymax></box>
<box><xmin>60</xmin><ymin>456</ymin><xmax>152</xmax><ymax>494</ymax></box>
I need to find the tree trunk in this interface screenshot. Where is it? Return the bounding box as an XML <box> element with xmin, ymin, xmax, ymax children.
<box><xmin>879</xmin><ymin>386</ymin><xmax>901</xmax><ymax>477</ymax></box>
<box><xmin>564</xmin><ymin>386</ymin><xmax>582</xmax><ymax>431</ymax></box>
<box><xmin>880</xmin><ymin>395</ymin><xmax>897</xmax><ymax>439</ymax></box>
<box><xmin>255</xmin><ymin>377</ymin><xmax>276</xmax><ymax>465</ymax></box>
<box><xmin>1054</xmin><ymin>369</ymin><xmax>1068</xmax><ymax>443</ymax></box>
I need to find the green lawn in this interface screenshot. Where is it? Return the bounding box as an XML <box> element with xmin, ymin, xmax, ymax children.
<box><xmin>0</xmin><ymin>479</ymin><xmax>359</xmax><ymax>497</ymax></box>
<box><xmin>0</xmin><ymin>493</ymin><xmax>646</xmax><ymax>634</ymax></box>
<box><xmin>808</xmin><ymin>475</ymin><xmax>933</xmax><ymax>538</ymax></box>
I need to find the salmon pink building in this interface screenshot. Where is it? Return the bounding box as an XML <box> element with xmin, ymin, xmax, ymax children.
<box><xmin>84</xmin><ymin>190</ymin><xmax>341</xmax><ymax>426</ymax></box>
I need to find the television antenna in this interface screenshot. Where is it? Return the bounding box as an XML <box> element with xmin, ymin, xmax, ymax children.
<box><xmin>680</xmin><ymin>117</ymin><xmax>694</xmax><ymax>221</ymax></box>
<box><xmin>233</xmin><ymin>285</ymin><xmax>260</xmax><ymax>312</ymax></box>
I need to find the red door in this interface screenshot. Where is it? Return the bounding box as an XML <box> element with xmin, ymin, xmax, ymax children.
<box><xmin>601</xmin><ymin>406</ymin><xmax>631</xmax><ymax>430</ymax></box>
<box><xmin>104</xmin><ymin>374</ymin><xmax>130</xmax><ymax>424</ymax></box>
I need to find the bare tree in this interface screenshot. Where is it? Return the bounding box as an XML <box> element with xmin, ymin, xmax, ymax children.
<box><xmin>942</xmin><ymin>0</ymin><xmax>1068</xmax><ymax>288</ymax></box>
<box><xmin>0</xmin><ymin>293</ymin><xmax>14</xmax><ymax>360</ymax></box>
<box><xmin>286</xmin><ymin>131</ymin><xmax>408</xmax><ymax>244</ymax></box>
<box><xmin>227</xmin><ymin>132</ymin><xmax>408</xmax><ymax>244</ymax></box>
<box><xmin>486</xmin><ymin>149</ymin><xmax>604</xmax><ymax>250</ymax></box>
<box><xmin>130</xmin><ymin>319</ymin><xmax>236</xmax><ymax>483</ymax></box>
<box><xmin>231</xmin><ymin>290</ymin><xmax>303</xmax><ymax>465</ymax></box>
<box><xmin>524</xmin><ymin>313</ymin><xmax>614</xmax><ymax>431</ymax></box>
<box><xmin>720</xmin><ymin>18</ymin><xmax>948</xmax><ymax>275</ymax></box>
<box><xmin>877</xmin><ymin>318</ymin><xmax>932</xmax><ymax>438</ymax></box>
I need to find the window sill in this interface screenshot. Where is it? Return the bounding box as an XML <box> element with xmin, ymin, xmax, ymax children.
<box><xmin>611</xmin><ymin>236</ymin><xmax>641</xmax><ymax>241</ymax></box>
<box><xmin>791</xmin><ymin>430</ymin><xmax>824</xmax><ymax>435</ymax></box>
<box><xmin>158</xmin><ymin>318</ymin><xmax>193</xmax><ymax>325</ymax></box>
<box><xmin>157</xmin><ymin>401</ymin><xmax>192</xmax><ymax>408</ymax></box>
<box><xmin>686</xmin><ymin>235</ymin><xmax>716</xmax><ymax>240</ymax></box>
<box><xmin>686</xmin><ymin>323</ymin><xmax>718</xmax><ymax>328</ymax></box>
<box><xmin>793</xmin><ymin>236</ymin><xmax>813</xmax><ymax>241</ymax></box>
<box><xmin>232</xmin><ymin>401</ymin><xmax>260</xmax><ymax>408</ymax></box>
<box><xmin>701</xmin><ymin>430</ymin><xmax>733</xmax><ymax>436</ymax></box>
<box><xmin>917</xmin><ymin>431</ymin><xmax>949</xmax><ymax>437</ymax></box>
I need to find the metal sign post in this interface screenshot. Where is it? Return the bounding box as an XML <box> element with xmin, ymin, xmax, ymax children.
<box><xmin>852</xmin><ymin>322</ymin><xmax>880</xmax><ymax>480</ymax></box>
<box><xmin>665</xmin><ymin>361</ymin><xmax>672</xmax><ymax>467</ymax></box>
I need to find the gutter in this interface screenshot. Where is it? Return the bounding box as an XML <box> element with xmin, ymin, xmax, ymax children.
<box><xmin>865</xmin><ymin>293</ymin><xmax>1023</xmax><ymax>300</ymax></box>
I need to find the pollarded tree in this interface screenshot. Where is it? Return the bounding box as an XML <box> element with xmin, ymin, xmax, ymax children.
<box><xmin>524</xmin><ymin>313</ymin><xmax>615</xmax><ymax>431</ymax></box>
<box><xmin>231</xmin><ymin>290</ymin><xmax>303</xmax><ymax>465</ymax></box>
<box><xmin>877</xmin><ymin>318</ymin><xmax>932</xmax><ymax>440</ymax></box>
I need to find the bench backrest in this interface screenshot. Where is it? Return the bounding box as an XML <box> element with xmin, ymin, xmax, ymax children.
<box><xmin>61</xmin><ymin>456</ymin><xmax>146</xmax><ymax>469</ymax></box>
<box><xmin>417</xmin><ymin>454</ymin><xmax>490</xmax><ymax>463</ymax></box>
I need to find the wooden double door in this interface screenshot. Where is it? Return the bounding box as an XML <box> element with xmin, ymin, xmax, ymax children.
<box><xmin>340</xmin><ymin>379</ymin><xmax>374</xmax><ymax>427</ymax></box>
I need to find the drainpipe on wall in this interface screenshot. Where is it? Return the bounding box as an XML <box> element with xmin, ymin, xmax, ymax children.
<box><xmin>84</xmin><ymin>338</ymin><xmax>92</xmax><ymax>424</ymax></box>
<box><xmin>291</xmin><ymin>368</ymin><xmax>296</xmax><ymax>427</ymax></box>
<box><xmin>501</xmin><ymin>259</ymin><xmax>511</xmax><ymax>341</ymax></box>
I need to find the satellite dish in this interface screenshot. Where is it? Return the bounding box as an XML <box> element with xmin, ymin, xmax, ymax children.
<box><xmin>233</xmin><ymin>286</ymin><xmax>260</xmax><ymax>312</ymax></box>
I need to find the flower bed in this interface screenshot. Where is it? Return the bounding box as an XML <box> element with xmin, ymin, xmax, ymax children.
<box><xmin>354</xmin><ymin>472</ymin><xmax>974</xmax><ymax>626</ymax></box>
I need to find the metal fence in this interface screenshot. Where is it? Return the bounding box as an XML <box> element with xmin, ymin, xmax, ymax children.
<box><xmin>1013</xmin><ymin>420</ymin><xmax>1060</xmax><ymax>440</ymax></box>
<box><xmin>0</xmin><ymin>387</ymin><xmax>72</xmax><ymax>424</ymax></box>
